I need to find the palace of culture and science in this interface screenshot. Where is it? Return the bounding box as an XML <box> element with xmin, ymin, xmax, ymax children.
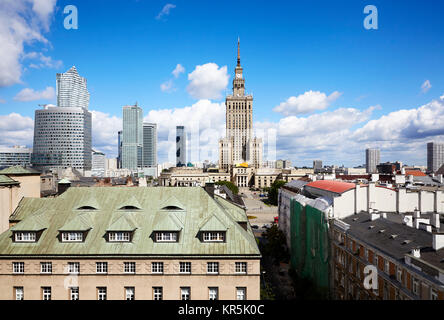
<box><xmin>219</xmin><ymin>39</ymin><xmax>263</xmax><ymax>172</ymax></box>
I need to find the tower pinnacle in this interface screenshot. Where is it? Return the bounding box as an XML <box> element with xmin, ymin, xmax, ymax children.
<box><xmin>237</xmin><ymin>37</ymin><xmax>240</xmax><ymax>66</ymax></box>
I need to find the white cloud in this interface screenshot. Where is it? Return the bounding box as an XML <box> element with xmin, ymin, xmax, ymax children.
<box><xmin>172</xmin><ymin>63</ymin><xmax>185</xmax><ymax>78</ymax></box>
<box><xmin>421</xmin><ymin>80</ymin><xmax>432</xmax><ymax>93</ymax></box>
<box><xmin>187</xmin><ymin>63</ymin><xmax>229</xmax><ymax>100</ymax></box>
<box><xmin>273</xmin><ymin>90</ymin><xmax>342</xmax><ymax>116</ymax></box>
<box><xmin>90</xmin><ymin>110</ymin><xmax>122</xmax><ymax>154</ymax></box>
<box><xmin>156</xmin><ymin>3</ymin><xmax>176</xmax><ymax>20</ymax></box>
<box><xmin>14</xmin><ymin>86</ymin><xmax>55</xmax><ymax>102</ymax></box>
<box><xmin>160</xmin><ymin>79</ymin><xmax>174</xmax><ymax>92</ymax></box>
<box><xmin>0</xmin><ymin>0</ymin><xmax>58</xmax><ymax>87</ymax></box>
<box><xmin>25</xmin><ymin>51</ymin><xmax>62</xmax><ymax>69</ymax></box>
<box><xmin>0</xmin><ymin>113</ymin><xmax>34</xmax><ymax>147</ymax></box>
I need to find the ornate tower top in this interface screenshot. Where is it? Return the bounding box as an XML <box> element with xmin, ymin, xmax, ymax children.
<box><xmin>237</xmin><ymin>37</ymin><xmax>241</xmax><ymax>66</ymax></box>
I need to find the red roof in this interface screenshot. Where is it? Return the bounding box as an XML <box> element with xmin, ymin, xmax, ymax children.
<box><xmin>306</xmin><ymin>180</ymin><xmax>356</xmax><ymax>194</ymax></box>
<box><xmin>405</xmin><ymin>170</ymin><xmax>426</xmax><ymax>177</ymax></box>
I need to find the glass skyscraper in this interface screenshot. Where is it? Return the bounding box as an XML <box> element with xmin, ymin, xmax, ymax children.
<box><xmin>122</xmin><ymin>104</ymin><xmax>143</xmax><ymax>170</ymax></box>
<box><xmin>176</xmin><ymin>126</ymin><xmax>186</xmax><ymax>167</ymax></box>
<box><xmin>142</xmin><ymin>123</ymin><xmax>157</xmax><ymax>167</ymax></box>
<box><xmin>32</xmin><ymin>66</ymin><xmax>92</xmax><ymax>171</ymax></box>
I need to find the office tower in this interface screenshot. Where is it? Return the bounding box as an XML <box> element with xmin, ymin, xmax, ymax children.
<box><xmin>56</xmin><ymin>66</ymin><xmax>90</xmax><ymax>110</ymax></box>
<box><xmin>365</xmin><ymin>148</ymin><xmax>380</xmax><ymax>174</ymax></box>
<box><xmin>117</xmin><ymin>131</ymin><xmax>123</xmax><ymax>169</ymax></box>
<box><xmin>91</xmin><ymin>150</ymin><xmax>106</xmax><ymax>177</ymax></box>
<box><xmin>219</xmin><ymin>39</ymin><xmax>262</xmax><ymax>170</ymax></box>
<box><xmin>176</xmin><ymin>126</ymin><xmax>186</xmax><ymax>167</ymax></box>
<box><xmin>427</xmin><ymin>142</ymin><xmax>444</xmax><ymax>173</ymax></box>
<box><xmin>121</xmin><ymin>104</ymin><xmax>143</xmax><ymax>170</ymax></box>
<box><xmin>32</xmin><ymin>66</ymin><xmax>92</xmax><ymax>171</ymax></box>
<box><xmin>313</xmin><ymin>160</ymin><xmax>323</xmax><ymax>171</ymax></box>
<box><xmin>142</xmin><ymin>123</ymin><xmax>157</xmax><ymax>167</ymax></box>
<box><xmin>0</xmin><ymin>146</ymin><xmax>32</xmax><ymax>169</ymax></box>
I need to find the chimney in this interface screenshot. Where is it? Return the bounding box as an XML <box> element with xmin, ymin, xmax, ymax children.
<box><xmin>204</xmin><ymin>182</ymin><xmax>215</xmax><ymax>198</ymax></box>
<box><xmin>432</xmin><ymin>233</ymin><xmax>444</xmax><ymax>251</ymax></box>
<box><xmin>57</xmin><ymin>179</ymin><xmax>71</xmax><ymax>195</ymax></box>
<box><xmin>411</xmin><ymin>248</ymin><xmax>421</xmax><ymax>258</ymax></box>
<box><xmin>432</xmin><ymin>213</ymin><xmax>440</xmax><ymax>230</ymax></box>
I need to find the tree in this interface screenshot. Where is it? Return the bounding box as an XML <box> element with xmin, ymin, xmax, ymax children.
<box><xmin>215</xmin><ymin>180</ymin><xmax>239</xmax><ymax>194</ymax></box>
<box><xmin>267</xmin><ymin>180</ymin><xmax>286</xmax><ymax>206</ymax></box>
<box><xmin>261</xmin><ymin>225</ymin><xmax>289</xmax><ymax>264</ymax></box>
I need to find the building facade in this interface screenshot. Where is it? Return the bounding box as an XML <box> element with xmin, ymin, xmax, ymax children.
<box><xmin>219</xmin><ymin>39</ymin><xmax>262</xmax><ymax>171</ymax></box>
<box><xmin>143</xmin><ymin>123</ymin><xmax>157</xmax><ymax>168</ymax></box>
<box><xmin>117</xmin><ymin>131</ymin><xmax>123</xmax><ymax>169</ymax></box>
<box><xmin>0</xmin><ymin>187</ymin><xmax>260</xmax><ymax>300</ymax></box>
<box><xmin>176</xmin><ymin>126</ymin><xmax>186</xmax><ymax>167</ymax></box>
<box><xmin>0</xmin><ymin>146</ymin><xmax>32</xmax><ymax>169</ymax></box>
<box><xmin>32</xmin><ymin>105</ymin><xmax>92</xmax><ymax>171</ymax></box>
<box><xmin>427</xmin><ymin>142</ymin><xmax>444</xmax><ymax>173</ymax></box>
<box><xmin>122</xmin><ymin>104</ymin><xmax>143</xmax><ymax>170</ymax></box>
<box><xmin>366</xmin><ymin>148</ymin><xmax>380</xmax><ymax>174</ymax></box>
<box><xmin>56</xmin><ymin>66</ymin><xmax>90</xmax><ymax>110</ymax></box>
<box><xmin>91</xmin><ymin>150</ymin><xmax>106</xmax><ymax>177</ymax></box>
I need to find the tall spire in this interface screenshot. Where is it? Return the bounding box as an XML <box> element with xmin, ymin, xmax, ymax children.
<box><xmin>237</xmin><ymin>37</ymin><xmax>240</xmax><ymax>66</ymax></box>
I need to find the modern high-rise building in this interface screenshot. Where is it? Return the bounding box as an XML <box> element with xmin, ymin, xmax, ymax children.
<box><xmin>0</xmin><ymin>146</ymin><xmax>32</xmax><ymax>169</ymax></box>
<box><xmin>91</xmin><ymin>150</ymin><xmax>106</xmax><ymax>177</ymax></box>
<box><xmin>117</xmin><ymin>131</ymin><xmax>123</xmax><ymax>169</ymax></box>
<box><xmin>32</xmin><ymin>66</ymin><xmax>92</xmax><ymax>171</ymax></box>
<box><xmin>176</xmin><ymin>126</ymin><xmax>186</xmax><ymax>167</ymax></box>
<box><xmin>427</xmin><ymin>142</ymin><xmax>444</xmax><ymax>173</ymax></box>
<box><xmin>56</xmin><ymin>66</ymin><xmax>90</xmax><ymax>110</ymax></box>
<box><xmin>219</xmin><ymin>39</ymin><xmax>262</xmax><ymax>171</ymax></box>
<box><xmin>365</xmin><ymin>148</ymin><xmax>380</xmax><ymax>174</ymax></box>
<box><xmin>121</xmin><ymin>104</ymin><xmax>143</xmax><ymax>170</ymax></box>
<box><xmin>313</xmin><ymin>160</ymin><xmax>323</xmax><ymax>171</ymax></box>
<box><xmin>142</xmin><ymin>123</ymin><xmax>157</xmax><ymax>168</ymax></box>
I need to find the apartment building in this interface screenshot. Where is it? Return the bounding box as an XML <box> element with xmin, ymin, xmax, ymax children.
<box><xmin>0</xmin><ymin>186</ymin><xmax>260</xmax><ymax>300</ymax></box>
<box><xmin>331</xmin><ymin>211</ymin><xmax>444</xmax><ymax>300</ymax></box>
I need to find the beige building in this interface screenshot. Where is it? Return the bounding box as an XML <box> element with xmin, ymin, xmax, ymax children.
<box><xmin>219</xmin><ymin>39</ymin><xmax>262</xmax><ymax>171</ymax></box>
<box><xmin>159</xmin><ymin>168</ymin><xmax>230</xmax><ymax>187</ymax></box>
<box><xmin>0</xmin><ymin>166</ymin><xmax>40</xmax><ymax>234</ymax></box>
<box><xmin>254</xmin><ymin>168</ymin><xmax>282</xmax><ymax>189</ymax></box>
<box><xmin>0</xmin><ymin>186</ymin><xmax>260</xmax><ymax>300</ymax></box>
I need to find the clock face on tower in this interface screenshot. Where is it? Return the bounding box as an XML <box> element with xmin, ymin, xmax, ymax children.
<box><xmin>236</xmin><ymin>73</ymin><xmax>242</xmax><ymax>79</ymax></box>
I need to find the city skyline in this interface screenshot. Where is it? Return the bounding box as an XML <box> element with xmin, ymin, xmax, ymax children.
<box><xmin>1</xmin><ymin>0</ymin><xmax>444</xmax><ymax>167</ymax></box>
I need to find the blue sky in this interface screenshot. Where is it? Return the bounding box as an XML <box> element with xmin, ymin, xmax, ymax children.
<box><xmin>1</xmin><ymin>0</ymin><xmax>444</xmax><ymax>166</ymax></box>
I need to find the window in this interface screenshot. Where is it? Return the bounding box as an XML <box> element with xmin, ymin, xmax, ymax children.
<box><xmin>14</xmin><ymin>232</ymin><xmax>36</xmax><ymax>242</ymax></box>
<box><xmin>97</xmin><ymin>287</ymin><xmax>107</xmax><ymax>300</ymax></box>
<box><xmin>431</xmin><ymin>288</ymin><xmax>438</xmax><ymax>300</ymax></box>
<box><xmin>96</xmin><ymin>262</ymin><xmax>108</xmax><ymax>274</ymax></box>
<box><xmin>124</xmin><ymin>262</ymin><xmax>136</xmax><ymax>274</ymax></box>
<box><xmin>125</xmin><ymin>287</ymin><xmax>135</xmax><ymax>300</ymax></box>
<box><xmin>15</xmin><ymin>287</ymin><xmax>24</xmax><ymax>300</ymax></box>
<box><xmin>108</xmin><ymin>232</ymin><xmax>130</xmax><ymax>242</ymax></box>
<box><xmin>236</xmin><ymin>287</ymin><xmax>246</xmax><ymax>300</ymax></box>
<box><xmin>207</xmin><ymin>262</ymin><xmax>219</xmax><ymax>274</ymax></box>
<box><xmin>153</xmin><ymin>287</ymin><xmax>163</xmax><ymax>300</ymax></box>
<box><xmin>396</xmin><ymin>267</ymin><xmax>403</xmax><ymax>283</ymax></box>
<box><xmin>235</xmin><ymin>262</ymin><xmax>247</xmax><ymax>274</ymax></box>
<box><xmin>155</xmin><ymin>232</ymin><xmax>178</xmax><ymax>242</ymax></box>
<box><xmin>374</xmin><ymin>255</ymin><xmax>379</xmax><ymax>268</ymax></box>
<box><xmin>364</xmin><ymin>248</ymin><xmax>369</xmax><ymax>261</ymax></box>
<box><xmin>70</xmin><ymin>287</ymin><xmax>79</xmax><ymax>300</ymax></box>
<box><xmin>203</xmin><ymin>232</ymin><xmax>225</xmax><ymax>242</ymax></box>
<box><xmin>384</xmin><ymin>260</ymin><xmax>390</xmax><ymax>274</ymax></box>
<box><xmin>181</xmin><ymin>287</ymin><xmax>190</xmax><ymax>300</ymax></box>
<box><xmin>412</xmin><ymin>278</ymin><xmax>419</xmax><ymax>295</ymax></box>
<box><xmin>209</xmin><ymin>287</ymin><xmax>218</xmax><ymax>300</ymax></box>
<box><xmin>13</xmin><ymin>262</ymin><xmax>24</xmax><ymax>274</ymax></box>
<box><xmin>40</xmin><ymin>262</ymin><xmax>52</xmax><ymax>274</ymax></box>
<box><xmin>152</xmin><ymin>262</ymin><xmax>164</xmax><ymax>274</ymax></box>
<box><xmin>42</xmin><ymin>287</ymin><xmax>51</xmax><ymax>300</ymax></box>
<box><xmin>67</xmin><ymin>262</ymin><xmax>80</xmax><ymax>274</ymax></box>
<box><xmin>179</xmin><ymin>262</ymin><xmax>191</xmax><ymax>274</ymax></box>
<box><xmin>61</xmin><ymin>232</ymin><xmax>83</xmax><ymax>242</ymax></box>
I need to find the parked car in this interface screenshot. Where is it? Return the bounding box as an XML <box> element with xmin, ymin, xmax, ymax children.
<box><xmin>251</xmin><ymin>225</ymin><xmax>259</xmax><ymax>229</ymax></box>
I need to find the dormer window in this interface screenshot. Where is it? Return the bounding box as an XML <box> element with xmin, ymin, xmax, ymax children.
<box><xmin>61</xmin><ymin>232</ymin><xmax>83</xmax><ymax>242</ymax></box>
<box><xmin>155</xmin><ymin>232</ymin><xmax>179</xmax><ymax>242</ymax></box>
<box><xmin>14</xmin><ymin>232</ymin><xmax>37</xmax><ymax>242</ymax></box>
<box><xmin>119</xmin><ymin>206</ymin><xmax>140</xmax><ymax>210</ymax></box>
<box><xmin>108</xmin><ymin>231</ymin><xmax>131</xmax><ymax>242</ymax></box>
<box><xmin>77</xmin><ymin>206</ymin><xmax>97</xmax><ymax>210</ymax></box>
<box><xmin>203</xmin><ymin>232</ymin><xmax>225</xmax><ymax>242</ymax></box>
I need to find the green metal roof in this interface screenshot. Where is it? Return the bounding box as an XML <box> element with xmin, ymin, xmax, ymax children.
<box><xmin>0</xmin><ymin>166</ymin><xmax>40</xmax><ymax>175</ymax></box>
<box><xmin>0</xmin><ymin>175</ymin><xmax>20</xmax><ymax>186</ymax></box>
<box><xmin>1</xmin><ymin>187</ymin><xmax>260</xmax><ymax>258</ymax></box>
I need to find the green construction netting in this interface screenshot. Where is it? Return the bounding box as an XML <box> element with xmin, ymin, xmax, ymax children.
<box><xmin>290</xmin><ymin>198</ymin><xmax>329</xmax><ymax>290</ymax></box>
